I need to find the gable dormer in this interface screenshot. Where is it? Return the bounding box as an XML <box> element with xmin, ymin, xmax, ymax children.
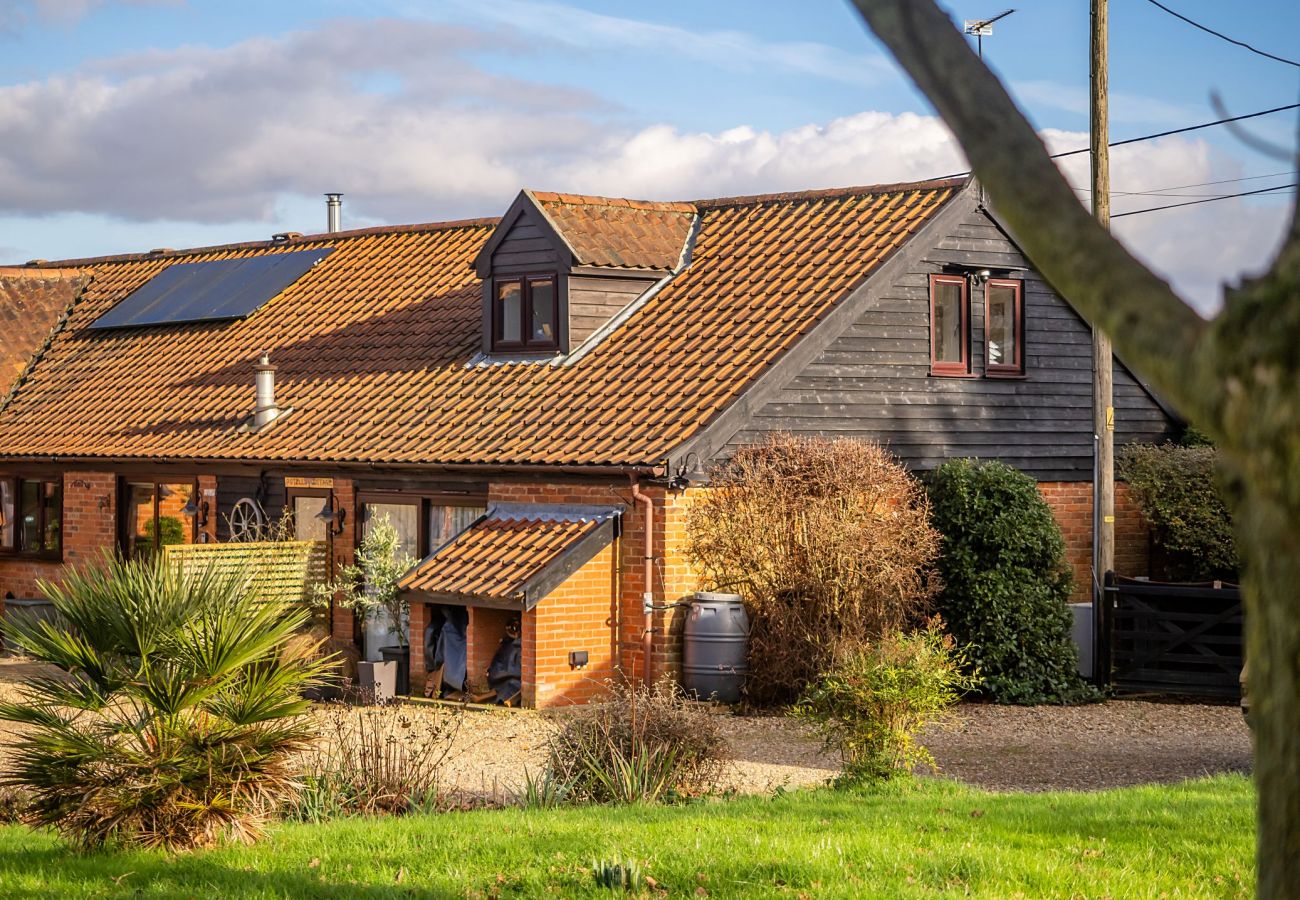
<box><xmin>474</xmin><ymin>191</ymin><xmax>696</xmax><ymax>357</ymax></box>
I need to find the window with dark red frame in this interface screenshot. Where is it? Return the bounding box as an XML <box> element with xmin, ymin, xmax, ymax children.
<box><xmin>493</xmin><ymin>275</ymin><xmax>559</xmax><ymax>352</ymax></box>
<box><xmin>0</xmin><ymin>475</ymin><xmax>62</xmax><ymax>558</ymax></box>
<box><xmin>985</xmin><ymin>278</ymin><xmax>1024</xmax><ymax>376</ymax></box>
<box><xmin>929</xmin><ymin>274</ymin><xmax>970</xmax><ymax>376</ymax></box>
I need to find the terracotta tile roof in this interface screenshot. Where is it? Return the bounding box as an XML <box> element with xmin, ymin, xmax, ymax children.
<box><xmin>398</xmin><ymin>505</ymin><xmax>617</xmax><ymax>608</ymax></box>
<box><xmin>0</xmin><ymin>268</ymin><xmax>87</xmax><ymax>402</ymax></box>
<box><xmin>529</xmin><ymin>191</ymin><xmax>696</xmax><ymax>271</ymax></box>
<box><xmin>0</xmin><ymin>177</ymin><xmax>966</xmax><ymax>468</ymax></box>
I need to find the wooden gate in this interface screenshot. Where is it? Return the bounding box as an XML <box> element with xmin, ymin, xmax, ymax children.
<box><xmin>1100</xmin><ymin>573</ymin><xmax>1243</xmax><ymax>699</ymax></box>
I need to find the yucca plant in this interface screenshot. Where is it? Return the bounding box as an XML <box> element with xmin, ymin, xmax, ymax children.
<box><xmin>0</xmin><ymin>555</ymin><xmax>328</xmax><ymax>851</ymax></box>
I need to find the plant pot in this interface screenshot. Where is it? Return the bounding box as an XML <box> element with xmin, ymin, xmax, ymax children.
<box><xmin>357</xmin><ymin>660</ymin><xmax>397</xmax><ymax>703</ymax></box>
<box><xmin>379</xmin><ymin>645</ymin><xmax>410</xmax><ymax>696</ymax></box>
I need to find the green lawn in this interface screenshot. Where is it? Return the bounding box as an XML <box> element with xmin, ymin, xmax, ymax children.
<box><xmin>0</xmin><ymin>776</ymin><xmax>1253</xmax><ymax>898</ymax></box>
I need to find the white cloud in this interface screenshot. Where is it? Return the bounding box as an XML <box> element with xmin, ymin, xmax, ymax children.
<box><xmin>428</xmin><ymin>0</ymin><xmax>893</xmax><ymax>88</ymax></box>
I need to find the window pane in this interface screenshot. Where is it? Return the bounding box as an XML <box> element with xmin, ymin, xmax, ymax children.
<box><xmin>156</xmin><ymin>483</ymin><xmax>193</xmax><ymax>547</ymax></box>
<box><xmin>41</xmin><ymin>481</ymin><xmax>61</xmax><ymax>553</ymax></box>
<box><xmin>529</xmin><ymin>279</ymin><xmax>556</xmax><ymax>345</ymax></box>
<box><xmin>362</xmin><ymin>502</ymin><xmax>420</xmax><ymax>560</ymax></box>
<box><xmin>496</xmin><ymin>281</ymin><xmax>522</xmax><ymax>343</ymax></box>
<box><xmin>293</xmin><ymin>496</ymin><xmax>329</xmax><ymax>542</ymax></box>
<box><xmin>19</xmin><ymin>481</ymin><xmax>39</xmax><ymax>552</ymax></box>
<box><xmin>987</xmin><ymin>284</ymin><xmax>1018</xmax><ymax>368</ymax></box>
<box><xmin>125</xmin><ymin>482</ymin><xmax>156</xmax><ymax>559</ymax></box>
<box><xmin>0</xmin><ymin>480</ymin><xmax>13</xmax><ymax>549</ymax></box>
<box><xmin>933</xmin><ymin>281</ymin><xmax>964</xmax><ymax>363</ymax></box>
<box><xmin>428</xmin><ymin>504</ymin><xmax>486</xmax><ymax>553</ymax></box>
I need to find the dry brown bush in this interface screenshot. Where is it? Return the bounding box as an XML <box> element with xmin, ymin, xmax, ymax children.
<box><xmin>687</xmin><ymin>434</ymin><xmax>941</xmax><ymax>705</ymax></box>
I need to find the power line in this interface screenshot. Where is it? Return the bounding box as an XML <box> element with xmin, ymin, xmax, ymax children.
<box><xmin>938</xmin><ymin>102</ymin><xmax>1300</xmax><ymax>178</ymax></box>
<box><xmin>1075</xmin><ymin>170</ymin><xmax>1294</xmax><ymax>196</ymax></box>
<box><xmin>1049</xmin><ymin>102</ymin><xmax>1300</xmax><ymax>160</ymax></box>
<box><xmin>1111</xmin><ymin>182</ymin><xmax>1296</xmax><ymax>218</ymax></box>
<box><xmin>1142</xmin><ymin>0</ymin><xmax>1300</xmax><ymax>69</ymax></box>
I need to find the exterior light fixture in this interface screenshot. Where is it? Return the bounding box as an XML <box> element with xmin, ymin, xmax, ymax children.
<box><xmin>315</xmin><ymin>498</ymin><xmax>347</xmax><ymax>536</ymax></box>
<box><xmin>181</xmin><ymin>496</ymin><xmax>210</xmax><ymax>527</ymax></box>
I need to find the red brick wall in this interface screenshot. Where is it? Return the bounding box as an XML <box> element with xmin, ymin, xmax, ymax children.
<box><xmin>328</xmin><ymin>479</ymin><xmax>357</xmax><ymax>645</ymax></box>
<box><xmin>1039</xmin><ymin>481</ymin><xmax>1149</xmax><ymax>603</ymax></box>
<box><xmin>1</xmin><ymin>471</ymin><xmax>117</xmax><ymax>620</ymax></box>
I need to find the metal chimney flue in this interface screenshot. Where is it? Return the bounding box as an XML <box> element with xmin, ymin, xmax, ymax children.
<box><xmin>325</xmin><ymin>193</ymin><xmax>343</xmax><ymax>233</ymax></box>
<box><xmin>253</xmin><ymin>352</ymin><xmax>279</xmax><ymax>430</ymax></box>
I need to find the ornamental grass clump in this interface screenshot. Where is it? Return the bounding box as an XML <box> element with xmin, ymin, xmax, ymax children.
<box><xmin>540</xmin><ymin>681</ymin><xmax>727</xmax><ymax>805</ymax></box>
<box><xmin>795</xmin><ymin>618</ymin><xmax>977</xmax><ymax>784</ymax></box>
<box><xmin>0</xmin><ymin>556</ymin><xmax>327</xmax><ymax>851</ymax></box>
<box><xmin>687</xmin><ymin>434</ymin><xmax>941</xmax><ymax>705</ymax></box>
<box><xmin>290</xmin><ymin>702</ymin><xmax>461</xmax><ymax>821</ymax></box>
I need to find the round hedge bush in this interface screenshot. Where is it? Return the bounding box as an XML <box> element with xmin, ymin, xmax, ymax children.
<box><xmin>926</xmin><ymin>459</ymin><xmax>1095</xmax><ymax>704</ymax></box>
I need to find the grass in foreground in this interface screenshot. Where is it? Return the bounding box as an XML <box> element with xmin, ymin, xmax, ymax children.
<box><xmin>0</xmin><ymin>775</ymin><xmax>1253</xmax><ymax>898</ymax></box>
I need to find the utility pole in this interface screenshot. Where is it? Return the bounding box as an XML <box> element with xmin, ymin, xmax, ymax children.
<box><xmin>1091</xmin><ymin>0</ymin><xmax>1114</xmax><ymax>613</ymax></box>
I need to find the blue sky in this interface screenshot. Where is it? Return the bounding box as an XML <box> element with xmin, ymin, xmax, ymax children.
<box><xmin>1</xmin><ymin>0</ymin><xmax>1297</xmax><ymax>310</ymax></box>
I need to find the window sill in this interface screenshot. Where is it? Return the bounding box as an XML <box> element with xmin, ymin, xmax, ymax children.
<box><xmin>0</xmin><ymin>551</ymin><xmax>63</xmax><ymax>563</ymax></box>
<box><xmin>929</xmin><ymin>370</ymin><xmax>977</xmax><ymax>379</ymax></box>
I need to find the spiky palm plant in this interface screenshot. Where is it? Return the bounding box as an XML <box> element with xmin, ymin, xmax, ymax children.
<box><xmin>0</xmin><ymin>555</ymin><xmax>327</xmax><ymax>851</ymax></box>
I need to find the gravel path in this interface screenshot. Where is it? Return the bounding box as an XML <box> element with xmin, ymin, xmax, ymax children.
<box><xmin>0</xmin><ymin>656</ymin><xmax>1252</xmax><ymax>796</ymax></box>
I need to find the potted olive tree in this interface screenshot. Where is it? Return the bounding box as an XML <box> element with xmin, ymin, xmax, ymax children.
<box><xmin>314</xmin><ymin>517</ymin><xmax>416</xmax><ymax>698</ymax></box>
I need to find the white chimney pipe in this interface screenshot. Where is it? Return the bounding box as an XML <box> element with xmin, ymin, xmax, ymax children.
<box><xmin>253</xmin><ymin>352</ymin><xmax>279</xmax><ymax>430</ymax></box>
<box><xmin>325</xmin><ymin>193</ymin><xmax>343</xmax><ymax>233</ymax></box>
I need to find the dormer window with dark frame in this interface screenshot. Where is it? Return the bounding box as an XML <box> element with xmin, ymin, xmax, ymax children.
<box><xmin>929</xmin><ymin>273</ymin><xmax>970</xmax><ymax>376</ymax></box>
<box><xmin>493</xmin><ymin>275</ymin><xmax>559</xmax><ymax>352</ymax></box>
<box><xmin>985</xmin><ymin>278</ymin><xmax>1024</xmax><ymax>377</ymax></box>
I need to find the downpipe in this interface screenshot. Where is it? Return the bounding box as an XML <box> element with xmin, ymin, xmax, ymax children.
<box><xmin>629</xmin><ymin>475</ymin><xmax>655</xmax><ymax>687</ymax></box>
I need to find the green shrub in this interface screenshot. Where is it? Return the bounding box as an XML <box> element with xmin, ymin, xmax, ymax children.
<box><xmin>687</xmin><ymin>434</ymin><xmax>940</xmax><ymax>705</ymax></box>
<box><xmin>0</xmin><ymin>556</ymin><xmax>327</xmax><ymax>850</ymax></box>
<box><xmin>1119</xmin><ymin>443</ymin><xmax>1236</xmax><ymax>581</ymax></box>
<box><xmin>926</xmin><ymin>459</ymin><xmax>1094</xmax><ymax>704</ymax></box>
<box><xmin>795</xmin><ymin>619</ymin><xmax>976</xmax><ymax>783</ymax></box>
<box><xmin>541</xmin><ymin>682</ymin><xmax>727</xmax><ymax>805</ymax></box>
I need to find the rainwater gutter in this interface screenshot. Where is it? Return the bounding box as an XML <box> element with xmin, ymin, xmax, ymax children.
<box><xmin>629</xmin><ymin>474</ymin><xmax>656</xmax><ymax>687</ymax></box>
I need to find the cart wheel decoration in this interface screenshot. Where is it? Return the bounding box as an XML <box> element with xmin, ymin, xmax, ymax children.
<box><xmin>227</xmin><ymin>497</ymin><xmax>268</xmax><ymax>542</ymax></box>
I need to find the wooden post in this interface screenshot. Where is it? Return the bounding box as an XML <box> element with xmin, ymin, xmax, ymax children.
<box><xmin>1091</xmin><ymin>0</ymin><xmax>1115</xmax><ymax>596</ymax></box>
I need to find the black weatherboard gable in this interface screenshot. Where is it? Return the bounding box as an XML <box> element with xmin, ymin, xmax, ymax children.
<box><xmin>89</xmin><ymin>247</ymin><xmax>334</xmax><ymax>330</ymax></box>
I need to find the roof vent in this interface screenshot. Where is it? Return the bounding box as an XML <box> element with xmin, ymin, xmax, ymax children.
<box><xmin>325</xmin><ymin>193</ymin><xmax>343</xmax><ymax>233</ymax></box>
<box><xmin>24</xmin><ymin>259</ymin><xmax>48</xmax><ymax>267</ymax></box>
<box><xmin>253</xmin><ymin>352</ymin><xmax>280</xmax><ymax>430</ymax></box>
<box><xmin>272</xmin><ymin>232</ymin><xmax>302</xmax><ymax>243</ymax></box>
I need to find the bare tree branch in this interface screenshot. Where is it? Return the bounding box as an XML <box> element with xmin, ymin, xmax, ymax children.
<box><xmin>850</xmin><ymin>0</ymin><xmax>1221</xmax><ymax>426</ymax></box>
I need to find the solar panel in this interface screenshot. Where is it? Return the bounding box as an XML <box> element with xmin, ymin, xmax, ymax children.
<box><xmin>90</xmin><ymin>247</ymin><xmax>334</xmax><ymax>330</ymax></box>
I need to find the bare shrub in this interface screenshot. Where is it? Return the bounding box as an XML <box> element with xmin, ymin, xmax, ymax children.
<box><xmin>687</xmin><ymin>434</ymin><xmax>940</xmax><ymax>705</ymax></box>
<box><xmin>290</xmin><ymin>703</ymin><xmax>461</xmax><ymax>821</ymax></box>
<box><xmin>541</xmin><ymin>681</ymin><xmax>727</xmax><ymax>804</ymax></box>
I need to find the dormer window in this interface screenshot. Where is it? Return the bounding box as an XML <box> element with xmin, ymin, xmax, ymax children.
<box><xmin>494</xmin><ymin>275</ymin><xmax>558</xmax><ymax>352</ymax></box>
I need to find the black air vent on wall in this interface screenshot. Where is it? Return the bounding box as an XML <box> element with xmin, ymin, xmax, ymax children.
<box><xmin>89</xmin><ymin>247</ymin><xmax>334</xmax><ymax>330</ymax></box>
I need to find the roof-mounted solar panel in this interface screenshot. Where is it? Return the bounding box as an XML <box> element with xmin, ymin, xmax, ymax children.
<box><xmin>90</xmin><ymin>247</ymin><xmax>334</xmax><ymax>330</ymax></box>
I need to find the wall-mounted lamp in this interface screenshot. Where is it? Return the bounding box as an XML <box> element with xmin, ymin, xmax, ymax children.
<box><xmin>315</xmin><ymin>498</ymin><xmax>347</xmax><ymax>536</ymax></box>
<box><xmin>181</xmin><ymin>496</ymin><xmax>210</xmax><ymax>528</ymax></box>
<box><xmin>970</xmin><ymin>269</ymin><xmax>992</xmax><ymax>285</ymax></box>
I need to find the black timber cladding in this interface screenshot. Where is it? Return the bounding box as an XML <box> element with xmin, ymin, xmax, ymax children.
<box><xmin>711</xmin><ymin>194</ymin><xmax>1171</xmax><ymax>481</ymax></box>
<box><xmin>90</xmin><ymin>248</ymin><xmax>333</xmax><ymax>330</ymax></box>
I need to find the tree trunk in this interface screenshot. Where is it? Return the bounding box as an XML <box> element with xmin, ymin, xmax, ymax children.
<box><xmin>1230</xmin><ymin>482</ymin><xmax>1300</xmax><ymax>897</ymax></box>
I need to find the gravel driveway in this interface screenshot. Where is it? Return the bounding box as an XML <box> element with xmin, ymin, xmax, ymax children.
<box><xmin>0</xmin><ymin>656</ymin><xmax>1252</xmax><ymax>796</ymax></box>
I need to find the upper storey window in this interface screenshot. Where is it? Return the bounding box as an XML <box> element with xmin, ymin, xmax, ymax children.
<box><xmin>929</xmin><ymin>274</ymin><xmax>970</xmax><ymax>376</ymax></box>
<box><xmin>493</xmin><ymin>276</ymin><xmax>558</xmax><ymax>352</ymax></box>
<box><xmin>985</xmin><ymin>278</ymin><xmax>1024</xmax><ymax>377</ymax></box>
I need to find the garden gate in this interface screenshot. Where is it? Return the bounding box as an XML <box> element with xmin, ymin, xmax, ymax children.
<box><xmin>1099</xmin><ymin>573</ymin><xmax>1243</xmax><ymax>699</ymax></box>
